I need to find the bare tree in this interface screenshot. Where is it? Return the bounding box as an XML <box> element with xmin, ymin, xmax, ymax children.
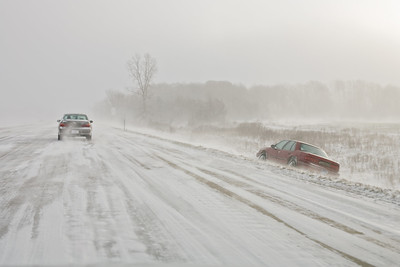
<box><xmin>127</xmin><ymin>53</ymin><xmax>157</xmax><ymax>115</ymax></box>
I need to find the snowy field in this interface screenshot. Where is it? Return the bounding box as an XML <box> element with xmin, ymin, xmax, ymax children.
<box><xmin>1</xmin><ymin>123</ymin><xmax>400</xmax><ymax>266</ymax></box>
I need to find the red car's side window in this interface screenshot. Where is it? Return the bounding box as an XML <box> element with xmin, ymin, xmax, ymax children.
<box><xmin>275</xmin><ymin>140</ymin><xmax>289</xmax><ymax>150</ymax></box>
<box><xmin>283</xmin><ymin>141</ymin><xmax>296</xmax><ymax>151</ymax></box>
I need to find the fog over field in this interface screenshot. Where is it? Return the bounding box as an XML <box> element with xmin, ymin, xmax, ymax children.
<box><xmin>96</xmin><ymin>80</ymin><xmax>400</xmax><ymax>125</ymax></box>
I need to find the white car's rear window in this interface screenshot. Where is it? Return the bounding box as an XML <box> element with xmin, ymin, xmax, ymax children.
<box><xmin>64</xmin><ymin>114</ymin><xmax>88</xmax><ymax>120</ymax></box>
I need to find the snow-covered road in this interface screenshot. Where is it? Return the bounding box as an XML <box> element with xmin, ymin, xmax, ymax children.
<box><xmin>1</xmin><ymin>124</ymin><xmax>399</xmax><ymax>266</ymax></box>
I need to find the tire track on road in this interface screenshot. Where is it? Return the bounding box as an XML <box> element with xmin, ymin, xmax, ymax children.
<box><xmin>0</xmin><ymin>136</ymin><xmax>63</xmax><ymax>240</ymax></box>
<box><xmin>91</xmin><ymin>141</ymin><xmax>185</xmax><ymax>263</ymax></box>
<box><xmin>196</xmin><ymin>167</ymin><xmax>400</xmax><ymax>255</ymax></box>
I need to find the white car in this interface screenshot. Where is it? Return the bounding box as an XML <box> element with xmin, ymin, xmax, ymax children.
<box><xmin>57</xmin><ymin>113</ymin><xmax>93</xmax><ymax>140</ymax></box>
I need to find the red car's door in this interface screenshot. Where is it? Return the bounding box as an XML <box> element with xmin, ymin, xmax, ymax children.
<box><xmin>276</xmin><ymin>140</ymin><xmax>297</xmax><ymax>162</ymax></box>
<box><xmin>269</xmin><ymin>140</ymin><xmax>289</xmax><ymax>160</ymax></box>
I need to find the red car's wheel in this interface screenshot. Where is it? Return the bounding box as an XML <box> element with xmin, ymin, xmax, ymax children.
<box><xmin>258</xmin><ymin>152</ymin><xmax>267</xmax><ymax>160</ymax></box>
<box><xmin>288</xmin><ymin>157</ymin><xmax>297</xmax><ymax>167</ymax></box>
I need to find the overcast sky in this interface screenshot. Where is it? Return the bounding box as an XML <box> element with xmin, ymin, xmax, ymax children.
<box><xmin>1</xmin><ymin>0</ymin><xmax>400</xmax><ymax>124</ymax></box>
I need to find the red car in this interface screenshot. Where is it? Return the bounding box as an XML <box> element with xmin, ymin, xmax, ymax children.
<box><xmin>256</xmin><ymin>140</ymin><xmax>340</xmax><ymax>173</ymax></box>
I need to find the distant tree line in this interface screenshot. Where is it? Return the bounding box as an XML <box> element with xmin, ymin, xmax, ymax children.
<box><xmin>94</xmin><ymin>80</ymin><xmax>400</xmax><ymax>126</ymax></box>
